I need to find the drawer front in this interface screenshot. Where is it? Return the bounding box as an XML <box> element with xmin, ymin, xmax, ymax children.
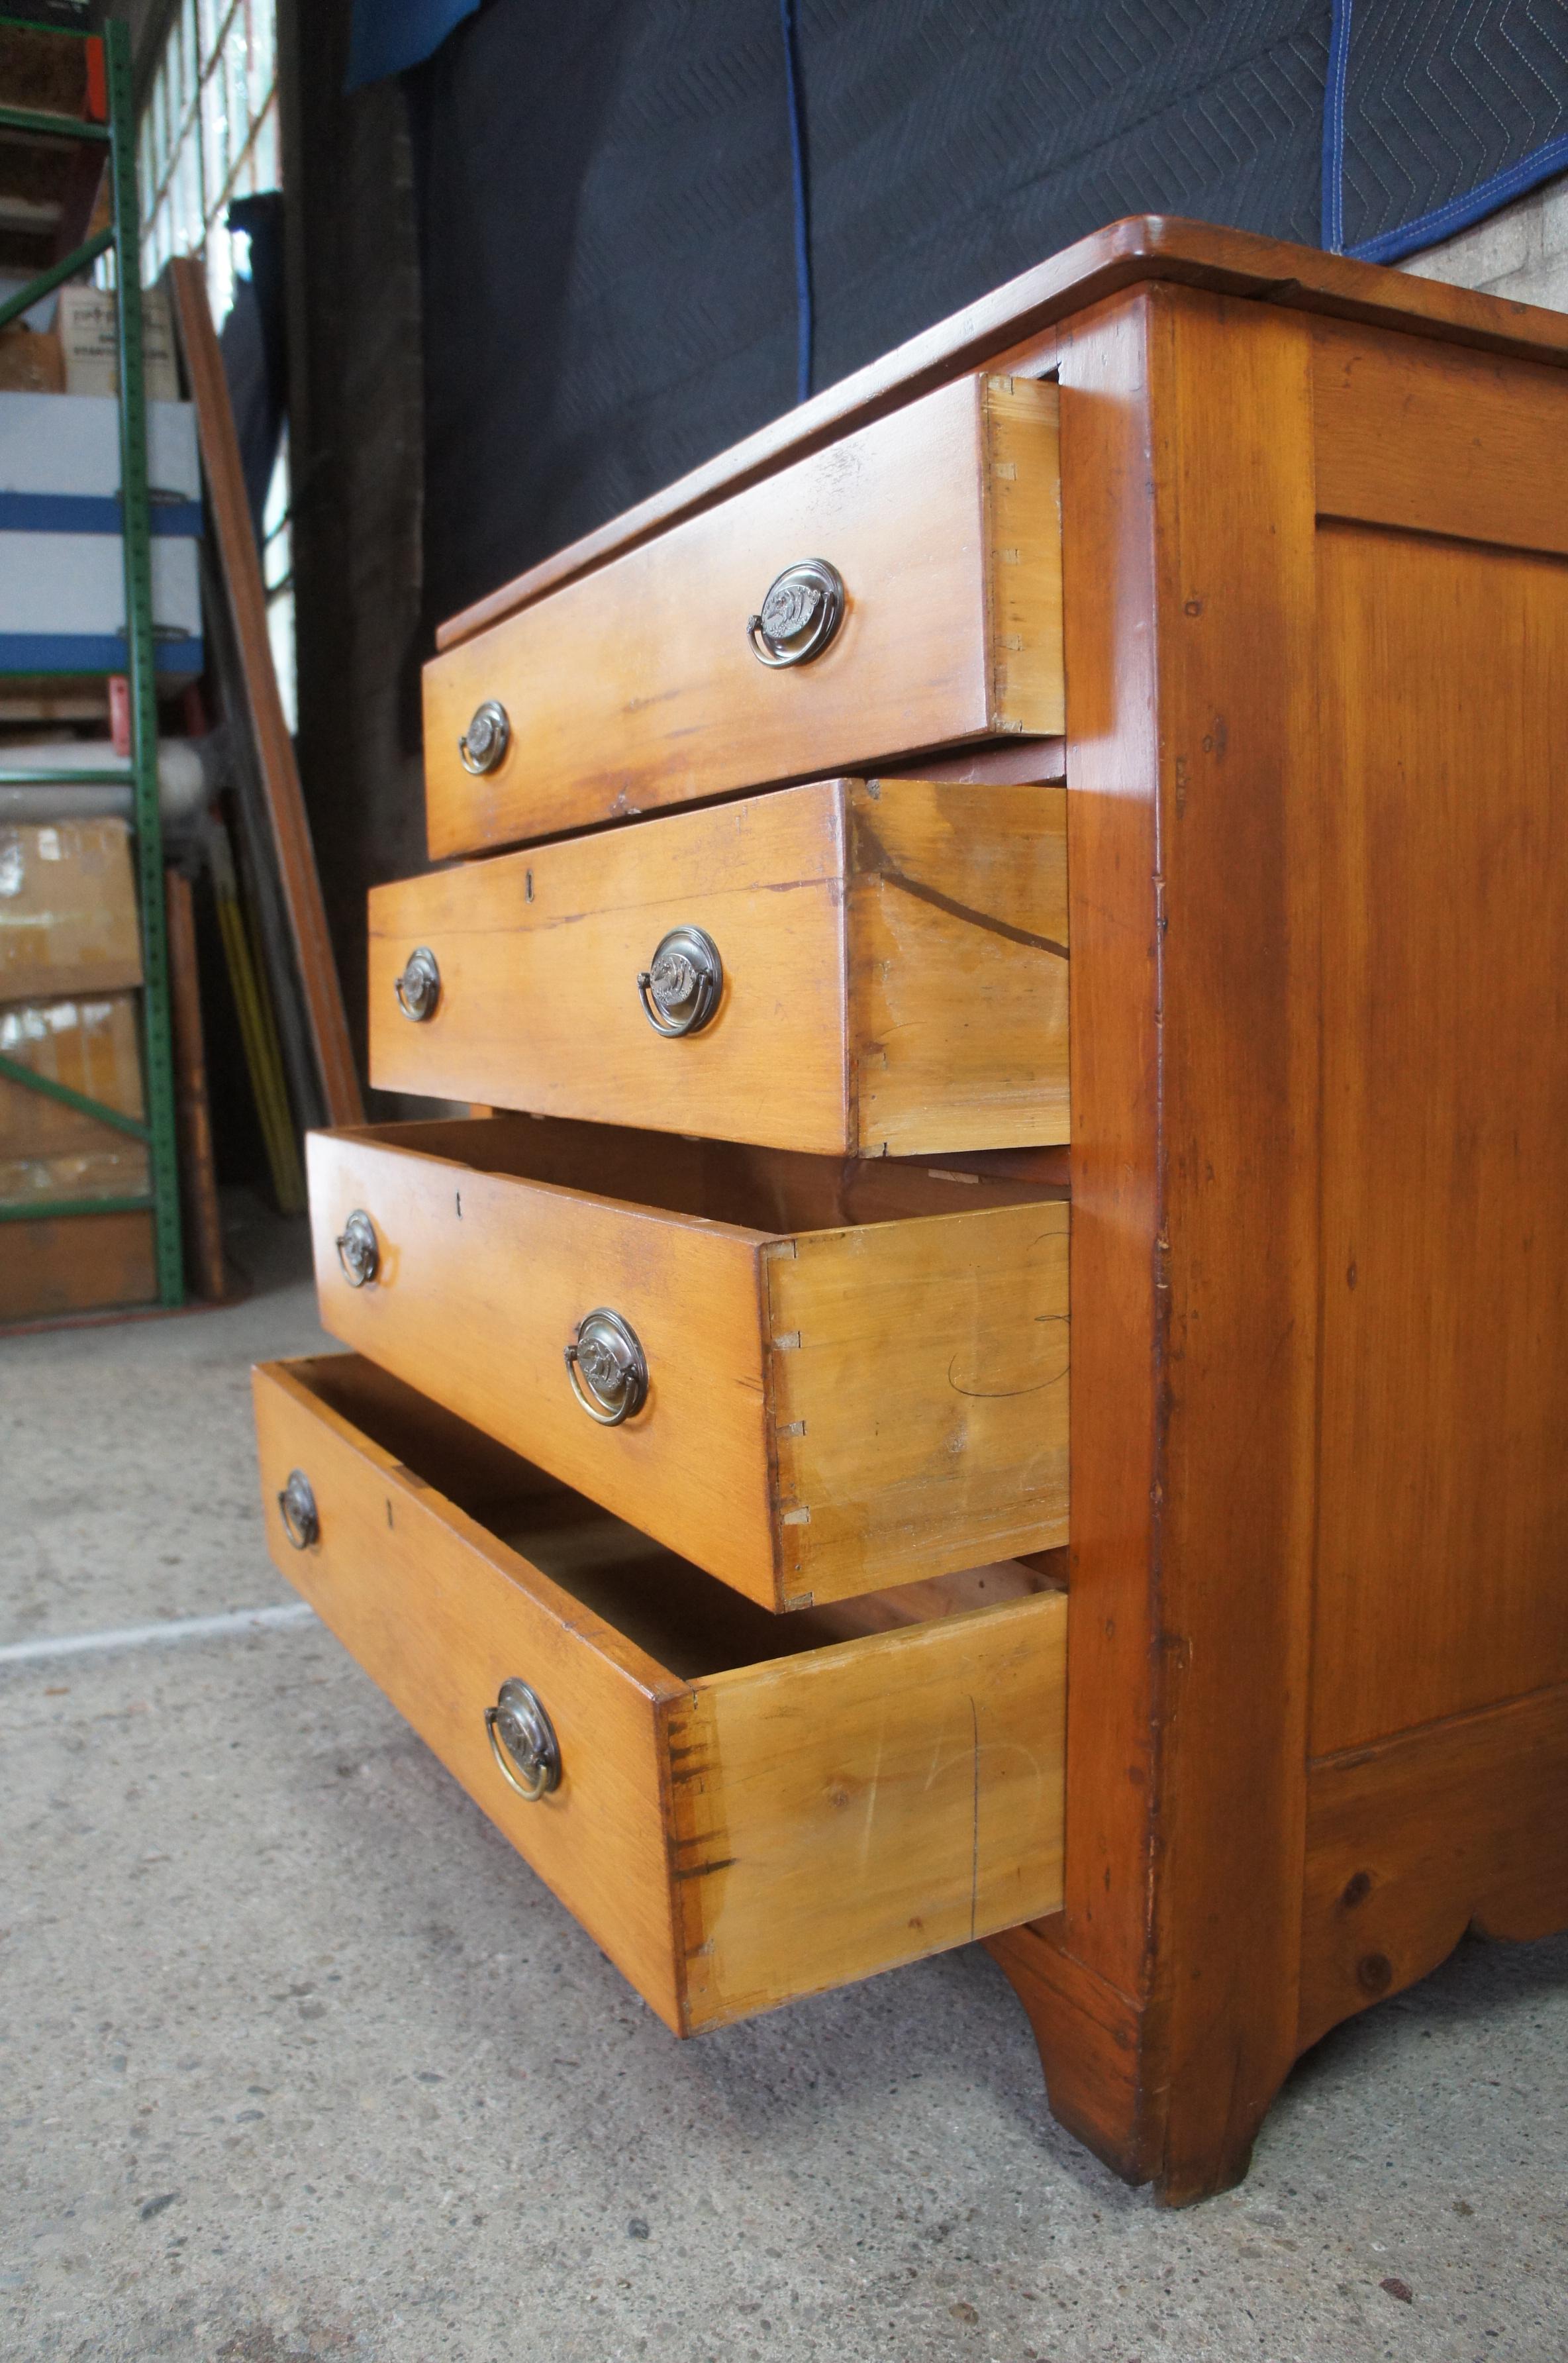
<box><xmin>423</xmin><ymin>372</ymin><xmax>1062</xmax><ymax>859</ymax></box>
<box><xmin>370</xmin><ymin>774</ymin><xmax>1069</xmax><ymax>1157</ymax></box>
<box><xmin>254</xmin><ymin>1353</ymin><xmax>1067</xmax><ymax>2034</ymax></box>
<box><xmin>307</xmin><ymin>1117</ymin><xmax>1069</xmax><ymax>1609</ymax></box>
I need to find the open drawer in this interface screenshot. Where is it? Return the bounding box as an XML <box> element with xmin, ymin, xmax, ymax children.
<box><xmin>307</xmin><ymin>1113</ymin><xmax>1069</xmax><ymax>1611</ymax></box>
<box><xmin>422</xmin><ymin>372</ymin><xmax>1063</xmax><ymax>858</ymax></box>
<box><xmin>254</xmin><ymin>1354</ymin><xmax>1067</xmax><ymax>2035</ymax></box>
<box><xmin>369</xmin><ymin>774</ymin><xmax>1069</xmax><ymax>1158</ymax></box>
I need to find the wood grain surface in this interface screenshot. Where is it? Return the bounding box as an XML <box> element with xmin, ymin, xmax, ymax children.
<box><xmin>1310</xmin><ymin>513</ymin><xmax>1568</xmax><ymax>1752</ymax></box>
<box><xmin>671</xmin><ymin>1585</ymin><xmax>1066</xmax><ymax>2029</ymax></box>
<box><xmin>764</xmin><ymin>1197</ymin><xmax>1069</xmax><ymax>1602</ymax></box>
<box><xmin>307</xmin><ymin>1115</ymin><xmax>1067</xmax><ymax>1608</ymax></box>
<box><xmin>1314</xmin><ymin>321</ymin><xmax>1568</xmax><ymax>560</ymax></box>
<box><xmin>255</xmin><ymin>1352</ymin><xmax>1065</xmax><ymax>2035</ymax></box>
<box><xmin>166</xmin><ymin>259</ymin><xmax>362</xmax><ymax>1129</ymax></box>
<box><xmin>370</xmin><ymin>774</ymin><xmax>1068</xmax><ymax>1156</ymax></box>
<box><xmin>987</xmin><ymin>283</ymin><xmax>1321</xmax><ymax>2204</ymax></box>
<box><xmin>422</xmin><ymin>374</ymin><xmax>1062</xmax><ymax>858</ymax></box>
<box><xmin>1298</xmin><ymin>1683</ymin><xmax>1568</xmax><ymax>2053</ymax></box>
<box><xmin>847</xmin><ymin>776</ymin><xmax>1069</xmax><ymax>1153</ymax></box>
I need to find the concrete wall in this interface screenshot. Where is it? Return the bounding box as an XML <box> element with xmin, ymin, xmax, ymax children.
<box><xmin>1400</xmin><ymin>174</ymin><xmax>1568</xmax><ymax>312</ymax></box>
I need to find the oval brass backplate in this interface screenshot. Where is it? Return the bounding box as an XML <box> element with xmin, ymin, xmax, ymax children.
<box><xmin>334</xmin><ymin>1209</ymin><xmax>379</xmax><ymax>1288</ymax></box>
<box><xmin>636</xmin><ymin>925</ymin><xmax>723</xmax><ymax>1036</ymax></box>
<box><xmin>564</xmin><ymin>1307</ymin><xmax>648</xmax><ymax>1425</ymax></box>
<box><xmin>746</xmin><ymin>558</ymin><xmax>845</xmax><ymax>668</ymax></box>
<box><xmin>485</xmin><ymin>1678</ymin><xmax>561</xmax><ymax>1799</ymax></box>
<box><xmin>458</xmin><ymin>698</ymin><xmax>510</xmax><ymax>774</ymax></box>
<box><xmin>394</xmin><ymin>945</ymin><xmax>440</xmax><ymax>1022</ymax></box>
<box><xmin>277</xmin><ymin>1468</ymin><xmax>318</xmax><ymax>1550</ymax></box>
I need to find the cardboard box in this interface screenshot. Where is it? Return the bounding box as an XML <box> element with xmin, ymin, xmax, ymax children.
<box><xmin>0</xmin><ymin>1207</ymin><xmax>158</xmax><ymax>1324</ymax></box>
<box><xmin>0</xmin><ymin>819</ymin><xmax>142</xmax><ymax>1001</ymax></box>
<box><xmin>0</xmin><ymin>328</ymin><xmax>64</xmax><ymax>395</ymax></box>
<box><xmin>0</xmin><ymin>989</ymin><xmax>148</xmax><ymax>1207</ymax></box>
<box><xmin>56</xmin><ymin>283</ymin><xmax>179</xmax><ymax>403</ymax></box>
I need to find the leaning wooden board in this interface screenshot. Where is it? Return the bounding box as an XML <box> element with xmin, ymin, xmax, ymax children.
<box><xmin>422</xmin><ymin>374</ymin><xmax>1063</xmax><ymax>857</ymax></box>
<box><xmin>166</xmin><ymin>256</ymin><xmax>362</xmax><ymax>1130</ymax></box>
<box><xmin>254</xmin><ymin>1352</ymin><xmax>1067</xmax><ymax>2034</ymax></box>
<box><xmin>370</xmin><ymin>774</ymin><xmax>1069</xmax><ymax>1155</ymax></box>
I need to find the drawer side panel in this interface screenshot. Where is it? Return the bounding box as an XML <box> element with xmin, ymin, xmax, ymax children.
<box><xmin>669</xmin><ymin>1590</ymin><xmax>1067</xmax><ymax>2029</ymax></box>
<box><xmin>765</xmin><ymin>1199</ymin><xmax>1070</xmax><ymax>1603</ymax></box>
<box><xmin>846</xmin><ymin>777</ymin><xmax>1069</xmax><ymax>1154</ymax></box>
<box><xmin>983</xmin><ymin>374</ymin><xmax>1066</xmax><ymax>732</ymax></box>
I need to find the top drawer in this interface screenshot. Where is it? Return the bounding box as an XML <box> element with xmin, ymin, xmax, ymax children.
<box><xmin>422</xmin><ymin>372</ymin><xmax>1062</xmax><ymax>858</ymax></box>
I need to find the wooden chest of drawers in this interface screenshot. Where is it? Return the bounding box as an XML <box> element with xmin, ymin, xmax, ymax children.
<box><xmin>255</xmin><ymin>216</ymin><xmax>1568</xmax><ymax>2206</ymax></box>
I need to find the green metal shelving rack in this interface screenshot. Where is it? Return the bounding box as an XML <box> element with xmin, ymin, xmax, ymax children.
<box><xmin>0</xmin><ymin>15</ymin><xmax>183</xmax><ymax>1307</ymax></box>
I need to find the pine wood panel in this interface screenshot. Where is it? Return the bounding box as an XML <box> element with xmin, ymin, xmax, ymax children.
<box><xmin>254</xmin><ymin>1352</ymin><xmax>1066</xmax><ymax>2035</ymax></box>
<box><xmin>370</xmin><ymin>775</ymin><xmax>1068</xmax><ymax>1157</ymax></box>
<box><xmin>671</xmin><ymin>1591</ymin><xmax>1066</xmax><ymax>2029</ymax></box>
<box><xmin>1298</xmin><ymin>1684</ymin><xmax>1568</xmax><ymax>2054</ymax></box>
<box><xmin>307</xmin><ymin>1115</ymin><xmax>1067</xmax><ymax>1609</ymax></box>
<box><xmin>436</xmin><ymin>216</ymin><xmax>1568</xmax><ymax>657</ymax></box>
<box><xmin>991</xmin><ymin>285</ymin><xmax>1320</xmax><ymax>2203</ymax></box>
<box><xmin>422</xmin><ymin>375</ymin><xmax>1062</xmax><ymax>858</ymax></box>
<box><xmin>166</xmin><ymin>258</ymin><xmax>362</xmax><ymax>1127</ymax></box>
<box><xmin>1314</xmin><ymin>322</ymin><xmax>1568</xmax><ymax>559</ymax></box>
<box><xmin>1312</xmin><ymin>523</ymin><xmax>1568</xmax><ymax>1753</ymax></box>
<box><xmin>846</xmin><ymin>777</ymin><xmax>1069</xmax><ymax>1154</ymax></box>
<box><xmin>764</xmin><ymin>1199</ymin><xmax>1069</xmax><ymax>1599</ymax></box>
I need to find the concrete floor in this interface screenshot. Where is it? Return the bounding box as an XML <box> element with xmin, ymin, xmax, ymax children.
<box><xmin>3</xmin><ymin>1202</ymin><xmax>1565</xmax><ymax>2363</ymax></box>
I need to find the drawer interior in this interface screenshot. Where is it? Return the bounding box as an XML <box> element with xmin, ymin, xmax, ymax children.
<box><xmin>342</xmin><ymin>1110</ymin><xmax>1067</xmax><ymax>1236</ymax></box>
<box><xmin>301</xmin><ymin>1352</ymin><xmax>1066</xmax><ymax>1680</ymax></box>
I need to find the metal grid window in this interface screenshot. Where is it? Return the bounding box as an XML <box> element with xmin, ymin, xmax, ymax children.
<box><xmin>132</xmin><ymin>0</ymin><xmax>295</xmax><ymax>729</ymax></box>
<box><xmin>139</xmin><ymin>0</ymin><xmax>278</xmax><ymax>323</ymax></box>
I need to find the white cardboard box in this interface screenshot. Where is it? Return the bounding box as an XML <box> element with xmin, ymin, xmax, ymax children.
<box><xmin>0</xmin><ymin>391</ymin><xmax>203</xmax><ymax>680</ymax></box>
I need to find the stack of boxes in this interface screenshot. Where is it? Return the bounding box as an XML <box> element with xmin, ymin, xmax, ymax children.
<box><xmin>0</xmin><ymin>817</ymin><xmax>152</xmax><ymax>1319</ymax></box>
<box><xmin>0</xmin><ymin>288</ymin><xmax>203</xmax><ymax>685</ymax></box>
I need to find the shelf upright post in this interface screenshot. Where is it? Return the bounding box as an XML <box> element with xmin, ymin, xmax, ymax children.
<box><xmin>105</xmin><ymin>16</ymin><xmax>183</xmax><ymax>1305</ymax></box>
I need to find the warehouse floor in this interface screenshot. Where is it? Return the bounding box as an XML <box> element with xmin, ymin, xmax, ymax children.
<box><xmin>3</xmin><ymin>1204</ymin><xmax>1566</xmax><ymax>2363</ymax></box>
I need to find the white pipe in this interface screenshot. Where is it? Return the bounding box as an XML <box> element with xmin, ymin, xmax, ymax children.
<box><xmin>0</xmin><ymin>736</ymin><xmax>215</xmax><ymax>826</ymax></box>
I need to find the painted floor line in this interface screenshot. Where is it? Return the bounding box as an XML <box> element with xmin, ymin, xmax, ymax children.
<box><xmin>0</xmin><ymin>1600</ymin><xmax>318</xmax><ymax>1665</ymax></box>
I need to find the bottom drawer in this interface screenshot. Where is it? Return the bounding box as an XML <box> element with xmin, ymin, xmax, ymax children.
<box><xmin>254</xmin><ymin>1352</ymin><xmax>1067</xmax><ymax>2036</ymax></box>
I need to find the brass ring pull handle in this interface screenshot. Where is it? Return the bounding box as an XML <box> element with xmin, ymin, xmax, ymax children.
<box><xmin>458</xmin><ymin>698</ymin><xmax>510</xmax><ymax>774</ymax></box>
<box><xmin>394</xmin><ymin>945</ymin><xmax>440</xmax><ymax>1022</ymax></box>
<box><xmin>277</xmin><ymin>1468</ymin><xmax>318</xmax><ymax>1550</ymax></box>
<box><xmin>746</xmin><ymin>558</ymin><xmax>845</xmax><ymax>668</ymax></box>
<box><xmin>636</xmin><ymin>926</ymin><xmax>723</xmax><ymax>1036</ymax></box>
<box><xmin>485</xmin><ymin>1678</ymin><xmax>561</xmax><ymax>1801</ymax></box>
<box><xmin>564</xmin><ymin>1307</ymin><xmax>648</xmax><ymax>1425</ymax></box>
<box><xmin>335</xmin><ymin>1209</ymin><xmax>379</xmax><ymax>1288</ymax></box>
